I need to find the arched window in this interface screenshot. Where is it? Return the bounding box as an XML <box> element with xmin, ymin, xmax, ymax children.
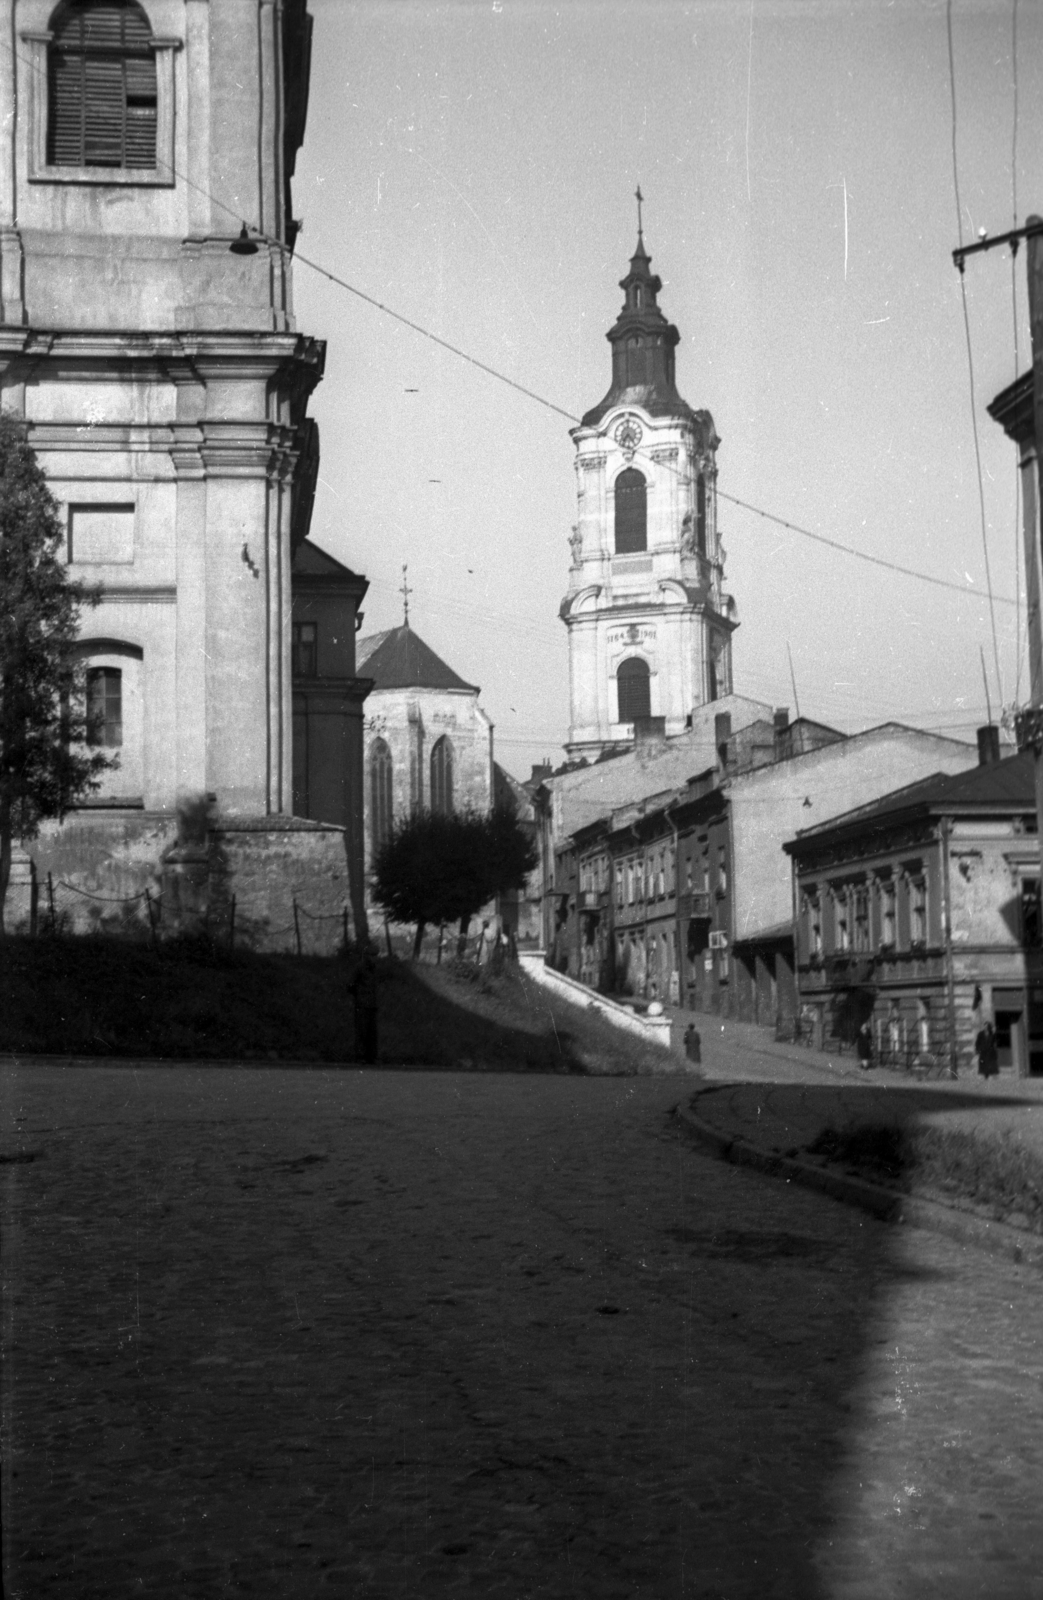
<box><xmin>617</xmin><ymin>657</ymin><xmax>651</xmax><ymax>724</ymax></box>
<box><xmin>430</xmin><ymin>736</ymin><xmax>454</xmax><ymax>815</ymax></box>
<box><xmin>86</xmin><ymin>665</ymin><xmax>122</xmax><ymax>746</ymax></box>
<box><xmin>614</xmin><ymin>468</ymin><xmax>647</xmax><ymax>554</ymax></box>
<box><xmin>48</xmin><ymin>1</ymin><xmax>157</xmax><ymax>170</ymax></box>
<box><xmin>370</xmin><ymin>738</ymin><xmax>393</xmax><ymax>863</ymax></box>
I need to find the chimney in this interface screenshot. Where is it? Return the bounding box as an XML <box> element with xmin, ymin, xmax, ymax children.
<box><xmin>529</xmin><ymin>762</ymin><xmax>553</xmax><ymax>784</ymax></box>
<box><xmin>773</xmin><ymin>707</ymin><xmax>790</xmax><ymax>759</ymax></box>
<box><xmin>977</xmin><ymin>724</ymin><xmax>1001</xmax><ymax>767</ymax></box>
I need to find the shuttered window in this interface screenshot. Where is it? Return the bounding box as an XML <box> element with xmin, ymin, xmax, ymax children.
<box><xmin>47</xmin><ymin>1</ymin><xmax>157</xmax><ymax>170</ymax></box>
<box><xmin>617</xmin><ymin>657</ymin><xmax>651</xmax><ymax>724</ymax></box>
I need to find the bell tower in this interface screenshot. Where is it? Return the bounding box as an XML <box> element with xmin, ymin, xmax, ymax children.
<box><xmin>561</xmin><ymin>214</ymin><xmax>737</xmax><ymax>760</ymax></box>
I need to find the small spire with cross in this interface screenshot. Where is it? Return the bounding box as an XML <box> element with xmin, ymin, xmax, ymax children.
<box><xmin>400</xmin><ymin>563</ymin><xmax>413</xmax><ymax>627</ymax></box>
<box><xmin>635</xmin><ymin>184</ymin><xmax>644</xmax><ymax>242</ymax></box>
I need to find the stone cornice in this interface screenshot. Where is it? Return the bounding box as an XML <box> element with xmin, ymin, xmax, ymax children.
<box><xmin>0</xmin><ymin>330</ymin><xmax>325</xmax><ymax>390</ymax></box>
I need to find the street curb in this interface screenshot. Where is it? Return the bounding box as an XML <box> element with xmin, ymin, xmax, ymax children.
<box><xmin>673</xmin><ymin>1096</ymin><xmax>1043</xmax><ymax>1273</ymax></box>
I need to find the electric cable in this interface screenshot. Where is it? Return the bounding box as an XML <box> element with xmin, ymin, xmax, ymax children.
<box><xmin>947</xmin><ymin>0</ymin><xmax>1006</xmax><ymax>706</ymax></box>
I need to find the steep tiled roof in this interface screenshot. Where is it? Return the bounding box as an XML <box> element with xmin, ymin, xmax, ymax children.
<box><xmin>292</xmin><ymin>539</ymin><xmax>364</xmax><ymax>581</ymax></box>
<box><xmin>356</xmin><ymin>625</ymin><xmax>478</xmax><ymax>693</ymax></box>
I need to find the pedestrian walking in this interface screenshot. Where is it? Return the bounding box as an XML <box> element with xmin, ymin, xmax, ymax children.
<box><xmin>683</xmin><ymin>1024</ymin><xmax>702</xmax><ymax>1065</ymax></box>
<box><xmin>976</xmin><ymin>1020</ymin><xmax>999</xmax><ymax>1079</ymax></box>
<box><xmin>856</xmin><ymin>1021</ymin><xmax>874</xmax><ymax>1070</ymax></box>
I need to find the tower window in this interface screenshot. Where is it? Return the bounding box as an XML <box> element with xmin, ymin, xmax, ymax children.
<box><xmin>695</xmin><ymin>474</ymin><xmax>707</xmax><ymax>557</ymax></box>
<box><xmin>292</xmin><ymin>622</ymin><xmax>317</xmax><ymax>678</ymax></box>
<box><xmin>370</xmin><ymin>738</ymin><xmax>393</xmax><ymax>862</ymax></box>
<box><xmin>430</xmin><ymin>736</ymin><xmax>454</xmax><ymax>816</ymax></box>
<box><xmin>614</xmin><ymin>468</ymin><xmax>647</xmax><ymax>554</ymax></box>
<box><xmin>86</xmin><ymin>666</ymin><xmax>122</xmax><ymax>746</ymax></box>
<box><xmin>47</xmin><ymin>1</ymin><xmax>158</xmax><ymax>170</ymax></box>
<box><xmin>617</xmin><ymin>656</ymin><xmax>651</xmax><ymax>724</ymax></box>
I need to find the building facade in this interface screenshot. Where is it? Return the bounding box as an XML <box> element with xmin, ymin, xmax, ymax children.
<box><xmin>0</xmin><ymin>1</ymin><xmax>358</xmax><ymax>948</ymax></box>
<box><xmin>561</xmin><ymin>225</ymin><xmax>736</xmax><ymax>761</ymax></box>
<box><xmin>357</xmin><ymin>623</ymin><xmax>494</xmax><ymax>874</ymax></box>
<box><xmin>785</xmin><ymin>745</ymin><xmax>1043</xmax><ymax>1077</ymax></box>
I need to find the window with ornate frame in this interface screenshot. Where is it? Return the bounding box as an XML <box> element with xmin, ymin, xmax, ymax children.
<box><xmin>24</xmin><ymin>1</ymin><xmax>180</xmax><ymax>187</ymax></box>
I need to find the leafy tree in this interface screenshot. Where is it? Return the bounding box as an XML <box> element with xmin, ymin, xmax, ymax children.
<box><xmin>373</xmin><ymin>805</ymin><xmax>537</xmax><ymax>960</ymax></box>
<box><xmin>0</xmin><ymin>414</ymin><xmax>113</xmax><ymax>933</ymax></box>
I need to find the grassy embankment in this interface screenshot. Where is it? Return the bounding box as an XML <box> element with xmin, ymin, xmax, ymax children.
<box><xmin>807</xmin><ymin>1121</ymin><xmax>1043</xmax><ymax>1234</ymax></box>
<box><xmin>0</xmin><ymin>937</ymin><xmax>676</xmax><ymax>1075</ymax></box>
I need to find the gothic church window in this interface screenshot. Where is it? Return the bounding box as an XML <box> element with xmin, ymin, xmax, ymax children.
<box><xmin>47</xmin><ymin>0</ymin><xmax>157</xmax><ymax>170</ymax></box>
<box><xmin>616</xmin><ymin>656</ymin><xmax>650</xmax><ymax>724</ymax></box>
<box><xmin>431</xmin><ymin>736</ymin><xmax>454</xmax><ymax>815</ymax></box>
<box><xmin>614</xmin><ymin>468</ymin><xmax>647</xmax><ymax>554</ymax></box>
<box><xmin>86</xmin><ymin>665</ymin><xmax>122</xmax><ymax>746</ymax></box>
<box><xmin>370</xmin><ymin>738</ymin><xmax>393</xmax><ymax>862</ymax></box>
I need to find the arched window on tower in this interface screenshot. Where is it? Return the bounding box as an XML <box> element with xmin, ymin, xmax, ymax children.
<box><xmin>47</xmin><ymin>1</ymin><xmax>157</xmax><ymax>170</ymax></box>
<box><xmin>370</xmin><ymin>738</ymin><xmax>393</xmax><ymax>863</ymax></box>
<box><xmin>695</xmin><ymin>474</ymin><xmax>707</xmax><ymax>558</ymax></box>
<box><xmin>617</xmin><ymin>657</ymin><xmax>651</xmax><ymax>725</ymax></box>
<box><xmin>430</xmin><ymin>736</ymin><xmax>454</xmax><ymax>815</ymax></box>
<box><xmin>614</xmin><ymin>468</ymin><xmax>647</xmax><ymax>554</ymax></box>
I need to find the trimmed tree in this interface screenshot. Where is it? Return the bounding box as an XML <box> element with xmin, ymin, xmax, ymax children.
<box><xmin>373</xmin><ymin>805</ymin><xmax>537</xmax><ymax>960</ymax></box>
<box><xmin>0</xmin><ymin>415</ymin><xmax>114</xmax><ymax>933</ymax></box>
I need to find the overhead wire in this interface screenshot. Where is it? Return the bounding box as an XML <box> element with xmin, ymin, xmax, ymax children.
<box><xmin>1010</xmin><ymin>0</ymin><xmax>1025</xmax><ymax>702</ymax></box>
<box><xmin>946</xmin><ymin>0</ymin><xmax>1006</xmax><ymax>706</ymax></box>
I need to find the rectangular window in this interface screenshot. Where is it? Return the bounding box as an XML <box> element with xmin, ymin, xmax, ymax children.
<box><xmin>1021</xmin><ymin>877</ymin><xmax>1041</xmax><ymax>947</ymax></box>
<box><xmin>910</xmin><ymin>879</ymin><xmax>927</xmax><ymax>946</ymax></box>
<box><xmin>880</xmin><ymin>880</ymin><xmax>896</xmax><ymax>948</ymax></box>
<box><xmin>86</xmin><ymin>666</ymin><xmax>122</xmax><ymax>747</ymax></box>
<box><xmin>803</xmin><ymin>892</ymin><xmax>822</xmax><ymax>959</ymax></box>
<box><xmin>615</xmin><ymin>862</ymin><xmax>624</xmax><ymax>908</ymax></box>
<box><xmin>685</xmin><ymin>857</ymin><xmax>693</xmax><ymax>893</ymax></box>
<box><xmin>716</xmin><ymin>845</ymin><xmax>727</xmax><ymax>895</ymax></box>
<box><xmin>834</xmin><ymin>889</ymin><xmax>850</xmax><ymax>952</ymax></box>
<box><xmin>292</xmin><ymin>621</ymin><xmax>317</xmax><ymax>678</ymax></box>
<box><xmin>853</xmin><ymin>886</ymin><xmax>870</xmax><ymax>952</ymax></box>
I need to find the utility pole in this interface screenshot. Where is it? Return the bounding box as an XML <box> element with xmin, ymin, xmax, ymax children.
<box><xmin>955</xmin><ymin>218</ymin><xmax>1043</xmax><ymax>839</ymax></box>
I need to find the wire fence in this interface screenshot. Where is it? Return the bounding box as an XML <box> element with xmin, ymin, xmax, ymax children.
<box><xmin>17</xmin><ymin>867</ymin><xmax>352</xmax><ymax>955</ymax></box>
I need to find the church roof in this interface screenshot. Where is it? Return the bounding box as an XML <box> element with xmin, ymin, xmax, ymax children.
<box><xmin>580</xmin><ymin>227</ymin><xmax>712</xmax><ymax>434</ymax></box>
<box><xmin>356</xmin><ymin>625</ymin><xmax>479</xmax><ymax>693</ymax></box>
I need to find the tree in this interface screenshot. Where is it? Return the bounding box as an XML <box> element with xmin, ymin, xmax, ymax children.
<box><xmin>373</xmin><ymin>805</ymin><xmax>537</xmax><ymax>960</ymax></box>
<box><xmin>0</xmin><ymin>414</ymin><xmax>113</xmax><ymax>933</ymax></box>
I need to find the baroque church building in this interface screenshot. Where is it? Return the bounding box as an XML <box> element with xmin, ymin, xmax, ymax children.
<box><xmin>562</xmin><ymin>224</ymin><xmax>737</xmax><ymax>761</ymax></box>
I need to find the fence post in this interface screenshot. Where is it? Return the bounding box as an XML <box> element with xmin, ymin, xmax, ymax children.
<box><xmin>293</xmin><ymin>899</ymin><xmax>302</xmax><ymax>957</ymax></box>
<box><xmin>47</xmin><ymin>871</ymin><xmax>56</xmax><ymax>934</ymax></box>
<box><xmin>229</xmin><ymin>895</ymin><xmax>236</xmax><ymax>952</ymax></box>
<box><xmin>384</xmin><ymin>918</ymin><xmax>393</xmax><ymax>959</ymax></box>
<box><xmin>144</xmin><ymin>887</ymin><xmax>158</xmax><ymax>948</ymax></box>
<box><xmin>29</xmin><ymin>859</ymin><xmax>38</xmax><ymax>938</ymax></box>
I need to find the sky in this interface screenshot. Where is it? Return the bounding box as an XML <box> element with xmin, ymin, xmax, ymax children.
<box><xmin>292</xmin><ymin>0</ymin><xmax>1043</xmax><ymax>782</ymax></box>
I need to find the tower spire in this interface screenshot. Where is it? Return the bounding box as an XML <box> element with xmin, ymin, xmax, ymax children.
<box><xmin>635</xmin><ymin>184</ymin><xmax>644</xmax><ymax>244</ymax></box>
<box><xmin>400</xmin><ymin>563</ymin><xmax>412</xmax><ymax>627</ymax></box>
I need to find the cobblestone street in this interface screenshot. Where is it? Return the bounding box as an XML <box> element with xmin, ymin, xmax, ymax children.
<box><xmin>3</xmin><ymin>1061</ymin><xmax>1043</xmax><ymax>1598</ymax></box>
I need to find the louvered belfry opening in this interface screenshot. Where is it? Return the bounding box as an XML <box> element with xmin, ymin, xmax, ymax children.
<box><xmin>47</xmin><ymin>0</ymin><xmax>157</xmax><ymax>169</ymax></box>
<box><xmin>617</xmin><ymin>657</ymin><xmax>651</xmax><ymax>724</ymax></box>
<box><xmin>614</xmin><ymin>468</ymin><xmax>647</xmax><ymax>554</ymax></box>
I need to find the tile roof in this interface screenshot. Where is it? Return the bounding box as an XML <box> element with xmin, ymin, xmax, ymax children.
<box><xmin>355</xmin><ymin>625</ymin><xmax>478</xmax><ymax>693</ymax></box>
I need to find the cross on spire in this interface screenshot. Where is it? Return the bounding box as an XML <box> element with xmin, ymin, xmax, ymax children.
<box><xmin>635</xmin><ymin>184</ymin><xmax>644</xmax><ymax>241</ymax></box>
<box><xmin>400</xmin><ymin>563</ymin><xmax>413</xmax><ymax>626</ymax></box>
